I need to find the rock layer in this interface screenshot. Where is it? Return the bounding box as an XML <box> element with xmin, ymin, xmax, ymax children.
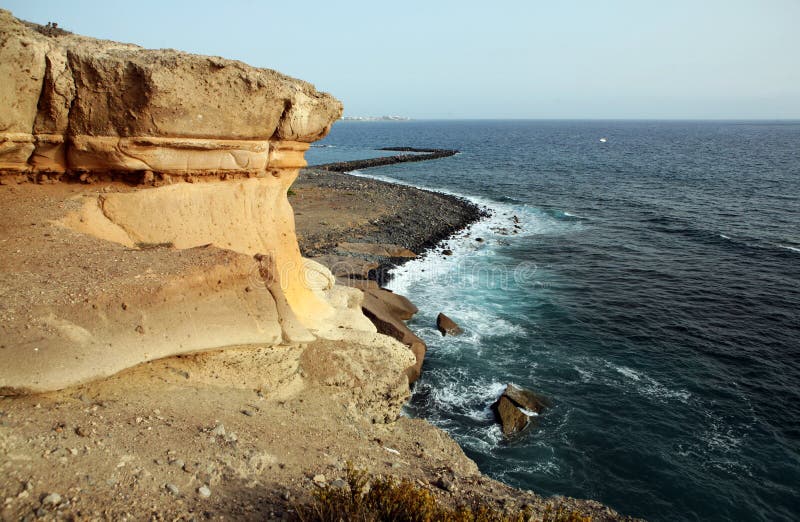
<box><xmin>0</xmin><ymin>10</ymin><xmax>342</xmax><ymax>180</ymax></box>
<box><xmin>0</xmin><ymin>11</ymin><xmax>385</xmax><ymax>395</ymax></box>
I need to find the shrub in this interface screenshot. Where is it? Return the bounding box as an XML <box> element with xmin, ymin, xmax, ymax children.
<box><xmin>295</xmin><ymin>465</ymin><xmax>591</xmax><ymax>522</ymax></box>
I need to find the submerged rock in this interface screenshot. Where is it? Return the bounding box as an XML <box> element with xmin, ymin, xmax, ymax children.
<box><xmin>491</xmin><ymin>383</ymin><xmax>550</xmax><ymax>436</ymax></box>
<box><xmin>436</xmin><ymin>313</ymin><xmax>463</xmax><ymax>336</ymax></box>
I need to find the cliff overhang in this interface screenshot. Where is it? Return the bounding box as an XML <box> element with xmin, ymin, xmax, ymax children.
<box><xmin>0</xmin><ymin>10</ymin><xmax>421</xmax><ymax>395</ymax></box>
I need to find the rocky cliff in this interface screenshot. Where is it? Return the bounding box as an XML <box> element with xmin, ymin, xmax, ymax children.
<box><xmin>0</xmin><ymin>10</ymin><xmax>413</xmax><ymax>394</ymax></box>
<box><xmin>0</xmin><ymin>10</ymin><xmax>340</xmax><ymax>179</ymax></box>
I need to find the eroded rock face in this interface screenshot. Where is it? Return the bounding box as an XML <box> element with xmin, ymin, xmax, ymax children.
<box><xmin>0</xmin><ymin>10</ymin><xmax>389</xmax><ymax>395</ymax></box>
<box><xmin>0</xmin><ymin>9</ymin><xmax>342</xmax><ymax>179</ymax></box>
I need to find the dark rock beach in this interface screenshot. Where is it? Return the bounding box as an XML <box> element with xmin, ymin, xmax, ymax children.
<box><xmin>294</xmin><ymin>167</ymin><xmax>488</xmax><ymax>283</ymax></box>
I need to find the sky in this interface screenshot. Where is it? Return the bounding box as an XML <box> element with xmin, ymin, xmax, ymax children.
<box><xmin>3</xmin><ymin>0</ymin><xmax>799</xmax><ymax>119</ymax></box>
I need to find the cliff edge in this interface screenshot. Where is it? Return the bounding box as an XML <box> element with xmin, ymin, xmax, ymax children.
<box><xmin>0</xmin><ymin>10</ymin><xmax>406</xmax><ymax>394</ymax></box>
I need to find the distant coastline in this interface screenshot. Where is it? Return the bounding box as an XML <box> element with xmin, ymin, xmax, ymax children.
<box><xmin>341</xmin><ymin>115</ymin><xmax>411</xmax><ymax>121</ymax></box>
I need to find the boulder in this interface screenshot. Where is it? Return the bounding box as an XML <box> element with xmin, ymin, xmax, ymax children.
<box><xmin>360</xmin><ymin>290</ymin><xmax>426</xmax><ymax>383</ymax></box>
<box><xmin>492</xmin><ymin>396</ymin><xmax>529</xmax><ymax>436</ymax></box>
<box><xmin>361</xmin><ymin>292</ymin><xmax>422</xmax><ymax>347</ymax></box>
<box><xmin>491</xmin><ymin>383</ymin><xmax>550</xmax><ymax>436</ymax></box>
<box><xmin>364</xmin><ymin>287</ymin><xmax>418</xmax><ymax>321</ymax></box>
<box><xmin>436</xmin><ymin>313</ymin><xmax>463</xmax><ymax>336</ymax></box>
<box><xmin>503</xmin><ymin>383</ymin><xmax>550</xmax><ymax>413</ymax></box>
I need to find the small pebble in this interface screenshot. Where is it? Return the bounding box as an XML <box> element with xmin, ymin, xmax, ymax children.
<box><xmin>198</xmin><ymin>486</ymin><xmax>211</xmax><ymax>498</ymax></box>
<box><xmin>165</xmin><ymin>483</ymin><xmax>179</xmax><ymax>496</ymax></box>
<box><xmin>41</xmin><ymin>493</ymin><xmax>61</xmax><ymax>507</ymax></box>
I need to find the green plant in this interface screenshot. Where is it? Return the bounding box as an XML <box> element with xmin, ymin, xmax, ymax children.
<box><xmin>287</xmin><ymin>189</ymin><xmax>297</xmax><ymax>197</ymax></box>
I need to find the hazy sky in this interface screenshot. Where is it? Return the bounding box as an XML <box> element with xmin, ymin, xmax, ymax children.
<box><xmin>3</xmin><ymin>0</ymin><xmax>799</xmax><ymax>119</ymax></box>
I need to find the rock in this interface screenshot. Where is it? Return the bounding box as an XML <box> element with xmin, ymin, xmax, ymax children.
<box><xmin>406</xmin><ymin>341</ymin><xmax>427</xmax><ymax>384</ymax></box>
<box><xmin>436</xmin><ymin>476</ymin><xmax>455</xmax><ymax>492</ymax></box>
<box><xmin>492</xmin><ymin>396</ymin><xmax>529</xmax><ymax>436</ymax></box>
<box><xmin>41</xmin><ymin>493</ymin><xmax>61</xmax><ymax>507</ymax></box>
<box><xmin>436</xmin><ymin>313</ymin><xmax>463</xmax><ymax>336</ymax></box>
<box><xmin>312</xmin><ymin>474</ymin><xmax>326</xmax><ymax>485</ymax></box>
<box><xmin>330</xmin><ymin>479</ymin><xmax>347</xmax><ymax>489</ymax></box>
<box><xmin>1</xmin><ymin>10</ymin><xmax>386</xmax><ymax>397</ymax></box>
<box><xmin>210</xmin><ymin>424</ymin><xmax>226</xmax><ymax>437</ymax></box>
<box><xmin>165</xmin><ymin>483</ymin><xmax>179</xmax><ymax>496</ymax></box>
<box><xmin>502</xmin><ymin>383</ymin><xmax>550</xmax><ymax>413</ymax></box>
<box><xmin>491</xmin><ymin>383</ymin><xmax>550</xmax><ymax>436</ymax></box>
<box><xmin>197</xmin><ymin>485</ymin><xmax>211</xmax><ymax>498</ymax></box>
<box><xmin>345</xmin><ymin>280</ymin><xmax>418</xmax><ymax>322</ymax></box>
<box><xmin>0</xmin><ymin>10</ymin><xmax>342</xmax><ymax>176</ymax></box>
<box><xmin>360</xmin><ymin>290</ymin><xmax>427</xmax><ymax>383</ymax></box>
<box><xmin>442</xmin><ymin>249</ymin><xmax>454</xmax><ymax>256</ymax></box>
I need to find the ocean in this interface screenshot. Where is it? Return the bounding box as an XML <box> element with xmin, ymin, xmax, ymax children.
<box><xmin>305</xmin><ymin>120</ymin><xmax>800</xmax><ymax>521</ymax></box>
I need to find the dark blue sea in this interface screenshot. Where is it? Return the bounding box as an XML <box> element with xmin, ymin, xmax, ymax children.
<box><xmin>306</xmin><ymin>120</ymin><xmax>800</xmax><ymax>522</ymax></box>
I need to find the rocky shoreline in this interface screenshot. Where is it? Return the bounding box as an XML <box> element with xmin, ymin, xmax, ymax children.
<box><xmin>0</xmin><ymin>9</ymin><xmax>636</xmax><ymax>520</ymax></box>
<box><xmin>294</xmin><ymin>167</ymin><xmax>488</xmax><ymax>283</ymax></box>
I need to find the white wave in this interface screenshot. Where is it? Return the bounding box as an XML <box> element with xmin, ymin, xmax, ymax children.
<box><xmin>613</xmin><ymin>364</ymin><xmax>642</xmax><ymax>381</ymax></box>
<box><xmin>423</xmin><ymin>375</ymin><xmax>506</xmax><ymax>421</ymax></box>
<box><xmin>607</xmin><ymin>363</ymin><xmax>691</xmax><ymax>403</ymax></box>
<box><xmin>719</xmin><ymin>234</ymin><xmax>731</xmax><ymax>240</ymax></box>
<box><xmin>778</xmin><ymin>244</ymin><xmax>800</xmax><ymax>253</ymax></box>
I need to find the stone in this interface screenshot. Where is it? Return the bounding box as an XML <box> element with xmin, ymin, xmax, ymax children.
<box><xmin>502</xmin><ymin>383</ymin><xmax>550</xmax><ymax>413</ymax></box>
<box><xmin>360</xmin><ymin>290</ymin><xmax>427</xmax><ymax>383</ymax></box>
<box><xmin>435</xmin><ymin>476</ymin><xmax>455</xmax><ymax>492</ymax></box>
<box><xmin>165</xmin><ymin>483</ymin><xmax>179</xmax><ymax>496</ymax></box>
<box><xmin>492</xmin><ymin>396</ymin><xmax>529</xmax><ymax>436</ymax></box>
<box><xmin>490</xmin><ymin>383</ymin><xmax>550</xmax><ymax>436</ymax></box>
<box><xmin>362</xmin><ymin>287</ymin><xmax>418</xmax><ymax>321</ymax></box>
<box><xmin>436</xmin><ymin>313</ymin><xmax>463</xmax><ymax>336</ymax></box>
<box><xmin>197</xmin><ymin>485</ymin><xmax>211</xmax><ymax>498</ymax></box>
<box><xmin>210</xmin><ymin>424</ymin><xmax>226</xmax><ymax>437</ymax></box>
<box><xmin>442</xmin><ymin>249</ymin><xmax>453</xmax><ymax>256</ymax></box>
<box><xmin>41</xmin><ymin>493</ymin><xmax>61</xmax><ymax>507</ymax></box>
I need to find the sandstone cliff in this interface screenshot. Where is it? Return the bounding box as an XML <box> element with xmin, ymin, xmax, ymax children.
<box><xmin>0</xmin><ymin>10</ymin><xmax>341</xmax><ymax>179</ymax></box>
<box><xmin>0</xmin><ymin>11</ymin><xmax>413</xmax><ymax>394</ymax></box>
